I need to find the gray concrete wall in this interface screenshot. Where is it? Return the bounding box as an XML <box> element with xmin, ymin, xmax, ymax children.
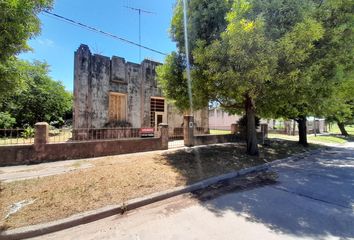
<box><xmin>74</xmin><ymin>44</ymin><xmax>209</xmax><ymax>130</ymax></box>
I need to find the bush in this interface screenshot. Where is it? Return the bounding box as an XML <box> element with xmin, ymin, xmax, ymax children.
<box><xmin>237</xmin><ymin>115</ymin><xmax>260</xmax><ymax>135</ymax></box>
<box><xmin>49</xmin><ymin>124</ymin><xmax>60</xmax><ymax>136</ymax></box>
<box><xmin>104</xmin><ymin>120</ymin><xmax>132</xmax><ymax>128</ymax></box>
<box><xmin>0</xmin><ymin>112</ymin><xmax>16</xmax><ymax>128</ymax></box>
<box><xmin>21</xmin><ymin>126</ymin><xmax>35</xmax><ymax>139</ymax></box>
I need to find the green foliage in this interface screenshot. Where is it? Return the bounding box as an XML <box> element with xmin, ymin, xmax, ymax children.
<box><xmin>0</xmin><ymin>0</ymin><xmax>53</xmax><ymax>60</ymax></box>
<box><xmin>21</xmin><ymin>126</ymin><xmax>35</xmax><ymax>139</ymax></box>
<box><xmin>237</xmin><ymin>115</ymin><xmax>260</xmax><ymax>136</ymax></box>
<box><xmin>1</xmin><ymin>60</ymin><xmax>73</xmax><ymax>127</ymax></box>
<box><xmin>0</xmin><ymin>0</ymin><xmax>53</xmax><ymax>99</ymax></box>
<box><xmin>193</xmin><ymin>0</ymin><xmax>277</xmax><ymax>114</ymax></box>
<box><xmin>318</xmin><ymin>0</ymin><xmax>354</xmax><ymax>125</ymax></box>
<box><xmin>237</xmin><ymin>115</ymin><xmax>260</xmax><ymax>129</ymax></box>
<box><xmin>0</xmin><ymin>112</ymin><xmax>16</xmax><ymax>128</ymax></box>
<box><xmin>157</xmin><ymin>0</ymin><xmax>232</xmax><ymax>113</ymax></box>
<box><xmin>170</xmin><ymin>0</ymin><xmax>231</xmax><ymax>54</ymax></box>
<box><xmin>156</xmin><ymin>52</ymin><xmax>190</xmax><ymax>112</ymax></box>
<box><xmin>269</xmin><ymin>0</ymin><xmax>353</xmax><ymax>121</ymax></box>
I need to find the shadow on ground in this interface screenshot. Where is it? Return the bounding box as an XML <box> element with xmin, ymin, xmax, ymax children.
<box><xmin>163</xmin><ymin>141</ymin><xmax>354</xmax><ymax>239</ymax></box>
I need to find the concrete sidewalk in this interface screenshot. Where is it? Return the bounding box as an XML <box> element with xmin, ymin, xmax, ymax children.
<box><xmin>30</xmin><ymin>142</ymin><xmax>354</xmax><ymax>240</ymax></box>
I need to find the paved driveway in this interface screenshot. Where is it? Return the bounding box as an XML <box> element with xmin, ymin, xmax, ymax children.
<box><xmin>33</xmin><ymin>143</ymin><xmax>354</xmax><ymax>240</ymax></box>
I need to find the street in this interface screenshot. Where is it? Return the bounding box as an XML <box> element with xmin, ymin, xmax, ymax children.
<box><xmin>32</xmin><ymin>143</ymin><xmax>354</xmax><ymax>240</ymax></box>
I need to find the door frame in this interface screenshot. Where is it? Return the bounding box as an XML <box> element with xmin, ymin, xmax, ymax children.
<box><xmin>154</xmin><ymin>111</ymin><xmax>166</xmax><ymax>131</ymax></box>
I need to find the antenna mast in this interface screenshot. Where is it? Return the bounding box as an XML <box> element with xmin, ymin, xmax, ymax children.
<box><xmin>124</xmin><ymin>6</ymin><xmax>155</xmax><ymax>61</ymax></box>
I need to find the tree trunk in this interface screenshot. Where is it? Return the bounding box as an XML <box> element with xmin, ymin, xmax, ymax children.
<box><xmin>337</xmin><ymin>121</ymin><xmax>349</xmax><ymax>136</ymax></box>
<box><xmin>297</xmin><ymin>116</ymin><xmax>308</xmax><ymax>147</ymax></box>
<box><xmin>245</xmin><ymin>96</ymin><xmax>259</xmax><ymax>156</ymax></box>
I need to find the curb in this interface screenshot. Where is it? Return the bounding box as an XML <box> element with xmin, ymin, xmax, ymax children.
<box><xmin>0</xmin><ymin>148</ymin><xmax>321</xmax><ymax>240</ymax></box>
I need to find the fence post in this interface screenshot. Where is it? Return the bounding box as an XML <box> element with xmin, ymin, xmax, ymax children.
<box><xmin>260</xmin><ymin>124</ymin><xmax>268</xmax><ymax>140</ymax></box>
<box><xmin>159</xmin><ymin>123</ymin><xmax>169</xmax><ymax>150</ymax></box>
<box><xmin>34</xmin><ymin>122</ymin><xmax>49</xmax><ymax>151</ymax></box>
<box><xmin>184</xmin><ymin>115</ymin><xmax>194</xmax><ymax>147</ymax></box>
<box><xmin>231</xmin><ymin>124</ymin><xmax>239</xmax><ymax>134</ymax></box>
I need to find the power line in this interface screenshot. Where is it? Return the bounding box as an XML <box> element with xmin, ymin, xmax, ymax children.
<box><xmin>42</xmin><ymin>10</ymin><xmax>167</xmax><ymax>56</ymax></box>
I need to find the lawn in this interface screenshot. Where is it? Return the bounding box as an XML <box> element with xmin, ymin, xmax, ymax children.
<box><xmin>210</xmin><ymin>129</ymin><xmax>231</xmax><ymax>135</ymax></box>
<box><xmin>268</xmin><ymin>133</ymin><xmax>350</xmax><ymax>144</ymax></box>
<box><xmin>328</xmin><ymin>124</ymin><xmax>354</xmax><ymax>135</ymax></box>
<box><xmin>0</xmin><ymin>139</ymin><xmax>320</xmax><ymax>230</ymax></box>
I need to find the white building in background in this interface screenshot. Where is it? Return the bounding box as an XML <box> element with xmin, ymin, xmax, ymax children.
<box><xmin>209</xmin><ymin>108</ymin><xmax>241</xmax><ymax>128</ymax></box>
<box><xmin>208</xmin><ymin>108</ymin><xmax>327</xmax><ymax>134</ymax></box>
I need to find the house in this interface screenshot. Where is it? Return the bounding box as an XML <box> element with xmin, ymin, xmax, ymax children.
<box><xmin>73</xmin><ymin>44</ymin><xmax>209</xmax><ymax>134</ymax></box>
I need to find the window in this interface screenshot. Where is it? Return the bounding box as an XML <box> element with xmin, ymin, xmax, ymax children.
<box><xmin>150</xmin><ymin>97</ymin><xmax>165</xmax><ymax>127</ymax></box>
<box><xmin>109</xmin><ymin>93</ymin><xmax>127</xmax><ymax>121</ymax></box>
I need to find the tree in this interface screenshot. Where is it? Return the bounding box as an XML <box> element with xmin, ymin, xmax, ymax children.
<box><xmin>264</xmin><ymin>17</ymin><xmax>325</xmax><ymax>146</ymax></box>
<box><xmin>0</xmin><ymin>0</ymin><xmax>53</xmax><ymax>99</ymax></box>
<box><xmin>157</xmin><ymin>0</ymin><xmax>231</xmax><ymax>110</ymax></box>
<box><xmin>286</xmin><ymin>0</ymin><xmax>352</xmax><ymax>144</ymax></box>
<box><xmin>325</xmin><ymin>77</ymin><xmax>354</xmax><ymax>136</ymax></box>
<box><xmin>318</xmin><ymin>0</ymin><xmax>354</xmax><ymax>136</ymax></box>
<box><xmin>193</xmin><ymin>0</ymin><xmax>277</xmax><ymax>155</ymax></box>
<box><xmin>256</xmin><ymin>0</ymin><xmax>353</xmax><ymax>146</ymax></box>
<box><xmin>170</xmin><ymin>0</ymin><xmax>232</xmax><ymax>54</ymax></box>
<box><xmin>1</xmin><ymin>61</ymin><xmax>72</xmax><ymax>127</ymax></box>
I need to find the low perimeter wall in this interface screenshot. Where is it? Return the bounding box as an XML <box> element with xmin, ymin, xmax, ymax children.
<box><xmin>0</xmin><ymin>137</ymin><xmax>166</xmax><ymax>167</ymax></box>
<box><xmin>193</xmin><ymin>134</ymin><xmax>240</xmax><ymax>146</ymax></box>
<box><xmin>0</xmin><ymin>123</ymin><xmax>169</xmax><ymax>167</ymax></box>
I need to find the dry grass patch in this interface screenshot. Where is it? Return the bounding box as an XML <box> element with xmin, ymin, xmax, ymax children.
<box><xmin>0</xmin><ymin>140</ymin><xmax>320</xmax><ymax>229</ymax></box>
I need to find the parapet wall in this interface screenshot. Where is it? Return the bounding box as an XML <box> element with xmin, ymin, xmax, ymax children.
<box><xmin>73</xmin><ymin>44</ymin><xmax>162</xmax><ymax>129</ymax></box>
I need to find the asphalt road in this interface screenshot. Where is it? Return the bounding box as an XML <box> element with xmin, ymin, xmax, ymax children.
<box><xmin>32</xmin><ymin>143</ymin><xmax>354</xmax><ymax>240</ymax></box>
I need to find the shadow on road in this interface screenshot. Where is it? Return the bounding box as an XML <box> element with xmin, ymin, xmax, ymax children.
<box><xmin>164</xmin><ymin>142</ymin><xmax>354</xmax><ymax>239</ymax></box>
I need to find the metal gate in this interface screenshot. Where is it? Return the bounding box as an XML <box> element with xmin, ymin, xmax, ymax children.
<box><xmin>168</xmin><ymin>127</ymin><xmax>185</xmax><ymax>149</ymax></box>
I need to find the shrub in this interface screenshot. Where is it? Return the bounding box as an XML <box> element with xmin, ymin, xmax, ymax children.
<box><xmin>104</xmin><ymin>120</ymin><xmax>132</xmax><ymax>128</ymax></box>
<box><xmin>237</xmin><ymin>115</ymin><xmax>260</xmax><ymax>136</ymax></box>
<box><xmin>0</xmin><ymin>112</ymin><xmax>16</xmax><ymax>129</ymax></box>
<box><xmin>21</xmin><ymin>126</ymin><xmax>35</xmax><ymax>139</ymax></box>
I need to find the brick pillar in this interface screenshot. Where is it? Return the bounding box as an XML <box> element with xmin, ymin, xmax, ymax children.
<box><xmin>231</xmin><ymin>124</ymin><xmax>239</xmax><ymax>134</ymax></box>
<box><xmin>260</xmin><ymin>124</ymin><xmax>268</xmax><ymax>139</ymax></box>
<box><xmin>184</xmin><ymin>115</ymin><xmax>194</xmax><ymax>147</ymax></box>
<box><xmin>159</xmin><ymin>123</ymin><xmax>169</xmax><ymax>150</ymax></box>
<box><xmin>34</xmin><ymin>122</ymin><xmax>49</xmax><ymax>151</ymax></box>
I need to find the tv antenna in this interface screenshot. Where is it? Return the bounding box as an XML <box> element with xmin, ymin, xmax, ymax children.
<box><xmin>124</xmin><ymin>6</ymin><xmax>156</xmax><ymax>61</ymax></box>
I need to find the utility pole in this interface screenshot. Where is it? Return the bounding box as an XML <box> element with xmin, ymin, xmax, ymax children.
<box><xmin>124</xmin><ymin>6</ymin><xmax>155</xmax><ymax>61</ymax></box>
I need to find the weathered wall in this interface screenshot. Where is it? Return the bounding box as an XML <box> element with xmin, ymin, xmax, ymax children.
<box><xmin>0</xmin><ymin>138</ymin><xmax>167</xmax><ymax>167</ymax></box>
<box><xmin>74</xmin><ymin>44</ymin><xmax>209</xmax><ymax>129</ymax></box>
<box><xmin>74</xmin><ymin>45</ymin><xmax>163</xmax><ymax>129</ymax></box>
<box><xmin>193</xmin><ymin>134</ymin><xmax>240</xmax><ymax>146</ymax></box>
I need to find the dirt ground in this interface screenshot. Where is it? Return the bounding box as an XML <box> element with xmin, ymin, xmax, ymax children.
<box><xmin>0</xmin><ymin>140</ymin><xmax>319</xmax><ymax>230</ymax></box>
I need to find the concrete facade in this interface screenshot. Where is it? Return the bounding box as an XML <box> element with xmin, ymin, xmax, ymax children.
<box><xmin>74</xmin><ymin>44</ymin><xmax>208</xmax><ymax>132</ymax></box>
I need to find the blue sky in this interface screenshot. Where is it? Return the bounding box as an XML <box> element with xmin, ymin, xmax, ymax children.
<box><xmin>20</xmin><ymin>0</ymin><xmax>177</xmax><ymax>92</ymax></box>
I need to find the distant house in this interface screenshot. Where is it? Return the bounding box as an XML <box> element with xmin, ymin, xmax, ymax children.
<box><xmin>208</xmin><ymin>108</ymin><xmax>327</xmax><ymax>134</ymax></box>
<box><xmin>73</xmin><ymin>44</ymin><xmax>209</xmax><ymax>133</ymax></box>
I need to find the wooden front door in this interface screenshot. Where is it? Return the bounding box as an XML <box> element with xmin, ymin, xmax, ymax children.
<box><xmin>109</xmin><ymin>93</ymin><xmax>127</xmax><ymax>121</ymax></box>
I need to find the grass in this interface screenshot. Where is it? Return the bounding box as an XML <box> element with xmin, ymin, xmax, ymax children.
<box><xmin>268</xmin><ymin>133</ymin><xmax>351</xmax><ymax>144</ymax></box>
<box><xmin>210</xmin><ymin>129</ymin><xmax>231</xmax><ymax>135</ymax></box>
<box><xmin>328</xmin><ymin>124</ymin><xmax>354</xmax><ymax>135</ymax></box>
<box><xmin>308</xmin><ymin>135</ymin><xmax>348</xmax><ymax>144</ymax></box>
<box><xmin>0</xmin><ymin>139</ymin><xmax>320</xmax><ymax>230</ymax></box>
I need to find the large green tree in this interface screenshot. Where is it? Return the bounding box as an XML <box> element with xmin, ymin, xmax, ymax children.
<box><xmin>157</xmin><ymin>0</ymin><xmax>232</xmax><ymax>113</ymax></box>
<box><xmin>0</xmin><ymin>0</ymin><xmax>53</xmax><ymax>99</ymax></box>
<box><xmin>1</xmin><ymin>61</ymin><xmax>72</xmax><ymax>127</ymax></box>
<box><xmin>266</xmin><ymin>0</ymin><xmax>353</xmax><ymax>145</ymax></box>
<box><xmin>193</xmin><ymin>0</ymin><xmax>278</xmax><ymax>155</ymax></box>
<box><xmin>194</xmin><ymin>0</ymin><xmax>325</xmax><ymax>154</ymax></box>
<box><xmin>319</xmin><ymin>0</ymin><xmax>354</xmax><ymax>136</ymax></box>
